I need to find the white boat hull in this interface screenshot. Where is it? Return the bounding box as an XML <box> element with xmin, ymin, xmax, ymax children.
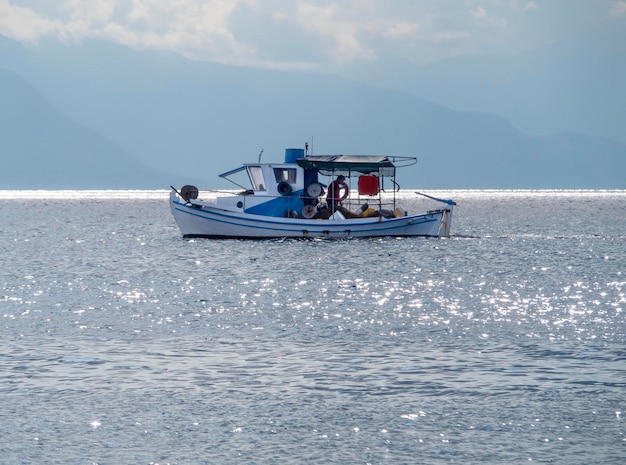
<box><xmin>170</xmin><ymin>191</ymin><xmax>453</xmax><ymax>239</ymax></box>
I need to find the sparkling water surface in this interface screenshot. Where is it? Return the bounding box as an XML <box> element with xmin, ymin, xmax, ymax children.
<box><xmin>1</xmin><ymin>190</ymin><xmax>624</xmax><ymax>464</ymax></box>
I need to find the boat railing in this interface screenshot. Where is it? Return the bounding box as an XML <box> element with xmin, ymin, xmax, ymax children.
<box><xmin>203</xmin><ymin>189</ymin><xmax>403</xmax><ymax>219</ymax></box>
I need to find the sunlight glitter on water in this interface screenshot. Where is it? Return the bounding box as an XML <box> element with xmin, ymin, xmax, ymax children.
<box><xmin>0</xmin><ymin>190</ymin><xmax>172</xmax><ymax>199</ymax></box>
<box><xmin>1</xmin><ymin>190</ymin><xmax>625</xmax><ymax>464</ymax></box>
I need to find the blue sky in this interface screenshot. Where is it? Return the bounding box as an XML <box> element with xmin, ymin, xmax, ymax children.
<box><xmin>1</xmin><ymin>0</ymin><xmax>625</xmax><ymax>69</ymax></box>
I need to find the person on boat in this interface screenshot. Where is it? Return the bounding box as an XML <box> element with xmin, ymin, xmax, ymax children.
<box><xmin>326</xmin><ymin>175</ymin><xmax>349</xmax><ymax>209</ymax></box>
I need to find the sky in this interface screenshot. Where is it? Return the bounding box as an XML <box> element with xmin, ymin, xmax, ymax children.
<box><xmin>1</xmin><ymin>0</ymin><xmax>625</xmax><ymax>70</ymax></box>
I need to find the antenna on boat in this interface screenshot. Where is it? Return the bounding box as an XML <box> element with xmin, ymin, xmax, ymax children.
<box><xmin>258</xmin><ymin>148</ymin><xmax>264</xmax><ymax>163</ymax></box>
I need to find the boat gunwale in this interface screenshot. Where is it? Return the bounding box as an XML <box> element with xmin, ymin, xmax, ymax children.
<box><xmin>172</xmin><ymin>197</ymin><xmax>444</xmax><ymax>226</ymax></box>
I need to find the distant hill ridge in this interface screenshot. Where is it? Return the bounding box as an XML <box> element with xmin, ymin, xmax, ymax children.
<box><xmin>0</xmin><ymin>67</ymin><xmax>191</xmax><ymax>189</ymax></box>
<box><xmin>0</xmin><ymin>35</ymin><xmax>624</xmax><ymax>189</ymax></box>
<box><xmin>334</xmin><ymin>25</ymin><xmax>626</xmax><ymax>146</ymax></box>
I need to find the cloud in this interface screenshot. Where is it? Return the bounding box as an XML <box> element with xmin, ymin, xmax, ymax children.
<box><xmin>471</xmin><ymin>4</ymin><xmax>508</xmax><ymax>29</ymax></box>
<box><xmin>1</xmin><ymin>0</ymin><xmax>474</xmax><ymax>67</ymax></box>
<box><xmin>473</xmin><ymin>6</ymin><xmax>488</xmax><ymax>19</ymax></box>
<box><xmin>0</xmin><ymin>0</ymin><xmax>62</xmax><ymax>42</ymax></box>
<box><xmin>3</xmin><ymin>0</ymin><xmax>260</xmax><ymax>64</ymax></box>
<box><xmin>294</xmin><ymin>3</ymin><xmax>377</xmax><ymax>63</ymax></box>
<box><xmin>524</xmin><ymin>2</ymin><xmax>540</xmax><ymax>11</ymax></box>
<box><xmin>0</xmin><ymin>0</ymin><xmax>621</xmax><ymax>69</ymax></box>
<box><xmin>62</xmin><ymin>0</ymin><xmax>117</xmax><ymax>24</ymax></box>
<box><xmin>611</xmin><ymin>1</ymin><xmax>626</xmax><ymax>16</ymax></box>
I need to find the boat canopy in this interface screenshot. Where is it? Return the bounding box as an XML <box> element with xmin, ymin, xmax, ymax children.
<box><xmin>218</xmin><ymin>165</ymin><xmax>246</xmax><ymax>178</ymax></box>
<box><xmin>296</xmin><ymin>155</ymin><xmax>414</xmax><ymax>177</ymax></box>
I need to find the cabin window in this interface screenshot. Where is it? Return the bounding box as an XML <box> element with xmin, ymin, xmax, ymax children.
<box><xmin>273</xmin><ymin>167</ymin><xmax>297</xmax><ymax>184</ymax></box>
<box><xmin>248</xmin><ymin>166</ymin><xmax>266</xmax><ymax>191</ymax></box>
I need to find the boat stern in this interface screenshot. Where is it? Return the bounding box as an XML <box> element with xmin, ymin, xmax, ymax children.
<box><xmin>438</xmin><ymin>207</ymin><xmax>454</xmax><ymax>237</ymax></box>
<box><xmin>169</xmin><ymin>189</ymin><xmax>204</xmax><ymax>237</ymax></box>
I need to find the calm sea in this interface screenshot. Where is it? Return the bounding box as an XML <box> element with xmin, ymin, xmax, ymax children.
<box><xmin>1</xmin><ymin>190</ymin><xmax>624</xmax><ymax>464</ymax></box>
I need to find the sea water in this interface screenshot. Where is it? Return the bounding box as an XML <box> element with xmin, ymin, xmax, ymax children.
<box><xmin>0</xmin><ymin>190</ymin><xmax>624</xmax><ymax>464</ymax></box>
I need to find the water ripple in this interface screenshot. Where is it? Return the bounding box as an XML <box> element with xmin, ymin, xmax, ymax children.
<box><xmin>1</xmin><ymin>191</ymin><xmax>624</xmax><ymax>464</ymax></box>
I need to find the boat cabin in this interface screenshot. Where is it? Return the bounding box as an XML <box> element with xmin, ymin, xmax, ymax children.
<box><xmin>215</xmin><ymin>148</ymin><xmax>414</xmax><ymax>220</ymax></box>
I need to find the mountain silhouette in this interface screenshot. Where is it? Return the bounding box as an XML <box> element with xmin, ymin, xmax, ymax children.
<box><xmin>0</xmin><ymin>67</ymin><xmax>191</xmax><ymax>189</ymax></box>
<box><xmin>1</xmin><ymin>36</ymin><xmax>624</xmax><ymax>189</ymax></box>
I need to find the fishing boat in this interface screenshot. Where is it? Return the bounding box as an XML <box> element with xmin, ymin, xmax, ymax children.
<box><xmin>169</xmin><ymin>147</ymin><xmax>455</xmax><ymax>239</ymax></box>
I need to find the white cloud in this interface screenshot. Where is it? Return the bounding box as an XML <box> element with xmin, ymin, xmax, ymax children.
<box><xmin>294</xmin><ymin>3</ymin><xmax>380</xmax><ymax>63</ymax></box>
<box><xmin>2</xmin><ymin>0</ymin><xmax>468</xmax><ymax>66</ymax></box>
<box><xmin>611</xmin><ymin>1</ymin><xmax>626</xmax><ymax>16</ymax></box>
<box><xmin>523</xmin><ymin>1</ymin><xmax>539</xmax><ymax>11</ymax></box>
<box><xmin>61</xmin><ymin>0</ymin><xmax>117</xmax><ymax>24</ymax></box>
<box><xmin>473</xmin><ymin>6</ymin><xmax>488</xmax><ymax>19</ymax></box>
<box><xmin>0</xmin><ymin>0</ymin><xmax>621</xmax><ymax>69</ymax></box>
<box><xmin>471</xmin><ymin>4</ymin><xmax>508</xmax><ymax>29</ymax></box>
<box><xmin>0</xmin><ymin>0</ymin><xmax>62</xmax><ymax>42</ymax></box>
